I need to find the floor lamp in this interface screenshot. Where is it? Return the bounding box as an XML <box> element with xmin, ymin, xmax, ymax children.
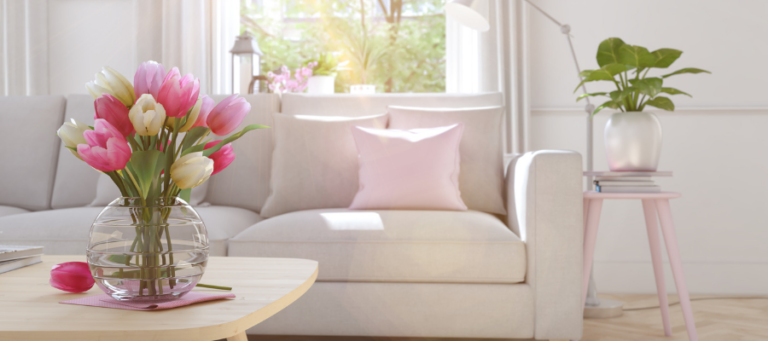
<box><xmin>445</xmin><ymin>0</ymin><xmax>623</xmax><ymax>317</ymax></box>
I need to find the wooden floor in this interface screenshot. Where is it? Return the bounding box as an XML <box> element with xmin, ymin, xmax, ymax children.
<box><xmin>239</xmin><ymin>295</ymin><xmax>768</xmax><ymax>341</ymax></box>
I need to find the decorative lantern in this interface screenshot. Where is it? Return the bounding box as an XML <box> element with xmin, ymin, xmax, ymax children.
<box><xmin>229</xmin><ymin>32</ymin><xmax>264</xmax><ymax>94</ymax></box>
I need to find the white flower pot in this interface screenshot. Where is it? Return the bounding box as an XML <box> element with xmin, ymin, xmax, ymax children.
<box><xmin>350</xmin><ymin>84</ymin><xmax>376</xmax><ymax>94</ymax></box>
<box><xmin>307</xmin><ymin>76</ymin><xmax>335</xmax><ymax>94</ymax></box>
<box><xmin>604</xmin><ymin>111</ymin><xmax>663</xmax><ymax>171</ymax></box>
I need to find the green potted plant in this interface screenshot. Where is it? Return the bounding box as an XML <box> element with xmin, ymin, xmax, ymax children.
<box><xmin>576</xmin><ymin>37</ymin><xmax>710</xmax><ymax>171</ymax></box>
<box><xmin>306</xmin><ymin>53</ymin><xmax>343</xmax><ymax>94</ymax></box>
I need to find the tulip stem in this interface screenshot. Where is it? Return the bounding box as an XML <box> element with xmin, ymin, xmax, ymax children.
<box><xmin>196</xmin><ymin>283</ymin><xmax>232</xmax><ymax>291</ymax></box>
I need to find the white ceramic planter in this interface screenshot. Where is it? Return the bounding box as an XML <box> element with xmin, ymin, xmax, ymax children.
<box><xmin>350</xmin><ymin>84</ymin><xmax>376</xmax><ymax>94</ymax></box>
<box><xmin>307</xmin><ymin>76</ymin><xmax>335</xmax><ymax>94</ymax></box>
<box><xmin>604</xmin><ymin>111</ymin><xmax>663</xmax><ymax>171</ymax></box>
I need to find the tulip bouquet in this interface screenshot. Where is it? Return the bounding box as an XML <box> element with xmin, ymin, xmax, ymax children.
<box><xmin>57</xmin><ymin>61</ymin><xmax>266</xmax><ymax>298</ymax></box>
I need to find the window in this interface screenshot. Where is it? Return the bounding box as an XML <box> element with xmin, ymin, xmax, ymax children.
<box><xmin>241</xmin><ymin>0</ymin><xmax>446</xmax><ymax>93</ymax></box>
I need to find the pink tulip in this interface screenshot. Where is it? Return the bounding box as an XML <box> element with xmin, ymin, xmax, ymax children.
<box><xmin>50</xmin><ymin>262</ymin><xmax>95</xmax><ymax>293</ymax></box>
<box><xmin>204</xmin><ymin>140</ymin><xmax>235</xmax><ymax>175</ymax></box>
<box><xmin>191</xmin><ymin>95</ymin><xmax>215</xmax><ymax>128</ymax></box>
<box><xmin>206</xmin><ymin>94</ymin><xmax>250</xmax><ymax>136</ymax></box>
<box><xmin>156</xmin><ymin>67</ymin><xmax>200</xmax><ymax>118</ymax></box>
<box><xmin>94</xmin><ymin>94</ymin><xmax>134</xmax><ymax>137</ymax></box>
<box><xmin>134</xmin><ymin>60</ymin><xmax>166</xmax><ymax>99</ymax></box>
<box><xmin>77</xmin><ymin>119</ymin><xmax>132</xmax><ymax>172</ymax></box>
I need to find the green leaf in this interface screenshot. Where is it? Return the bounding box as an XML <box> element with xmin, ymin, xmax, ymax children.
<box><xmin>202</xmin><ymin>124</ymin><xmax>270</xmax><ymax>157</ymax></box>
<box><xmin>660</xmin><ymin>87</ymin><xmax>692</xmax><ymax>97</ymax></box>
<box><xmin>618</xmin><ymin>45</ymin><xmax>655</xmax><ymax>68</ymax></box>
<box><xmin>633</xmin><ymin>77</ymin><xmax>663</xmax><ymax>97</ymax></box>
<box><xmin>574</xmin><ymin>63</ymin><xmax>628</xmax><ymax>92</ymax></box>
<box><xmin>661</xmin><ymin>67</ymin><xmax>711</xmax><ymax>78</ymax></box>
<box><xmin>66</xmin><ymin>146</ymin><xmax>77</xmax><ymax>152</ymax></box>
<box><xmin>179</xmin><ymin>188</ymin><xmax>191</xmax><ymax>203</ymax></box>
<box><xmin>596</xmin><ymin>37</ymin><xmax>626</xmax><ymax>67</ymax></box>
<box><xmin>576</xmin><ymin>92</ymin><xmax>607</xmax><ymax>102</ymax></box>
<box><xmin>650</xmin><ymin>48</ymin><xmax>682</xmax><ymax>68</ymax></box>
<box><xmin>182</xmin><ymin>127</ymin><xmax>210</xmax><ymax>151</ymax></box>
<box><xmin>609</xmin><ymin>88</ymin><xmax>634</xmax><ymax>102</ymax></box>
<box><xmin>592</xmin><ymin>100</ymin><xmax>621</xmax><ymax>116</ymax></box>
<box><xmin>578</xmin><ymin>70</ymin><xmax>594</xmax><ymax>78</ymax></box>
<box><xmin>644</xmin><ymin>96</ymin><xmax>675</xmax><ymax>111</ymax></box>
<box><xmin>181</xmin><ymin>144</ymin><xmax>205</xmax><ymax>157</ymax></box>
<box><xmin>126</xmin><ymin>150</ymin><xmax>165</xmax><ymax>199</ymax></box>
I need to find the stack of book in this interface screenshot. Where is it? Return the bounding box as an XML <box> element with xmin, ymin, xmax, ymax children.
<box><xmin>586</xmin><ymin>171</ymin><xmax>672</xmax><ymax>193</ymax></box>
<box><xmin>0</xmin><ymin>245</ymin><xmax>43</xmax><ymax>274</ymax></box>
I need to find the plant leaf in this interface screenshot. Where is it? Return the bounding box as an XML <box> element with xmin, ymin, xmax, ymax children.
<box><xmin>574</xmin><ymin>63</ymin><xmax>628</xmax><ymax>92</ymax></box>
<box><xmin>182</xmin><ymin>127</ymin><xmax>210</xmax><ymax>151</ymax></box>
<box><xmin>610</xmin><ymin>88</ymin><xmax>635</xmax><ymax>103</ymax></box>
<box><xmin>126</xmin><ymin>150</ymin><xmax>165</xmax><ymax>199</ymax></box>
<box><xmin>644</xmin><ymin>96</ymin><xmax>675</xmax><ymax>111</ymax></box>
<box><xmin>592</xmin><ymin>100</ymin><xmax>621</xmax><ymax>116</ymax></box>
<box><xmin>618</xmin><ymin>45</ymin><xmax>655</xmax><ymax>68</ymax></box>
<box><xmin>578</xmin><ymin>70</ymin><xmax>594</xmax><ymax>78</ymax></box>
<box><xmin>633</xmin><ymin>77</ymin><xmax>664</xmax><ymax>98</ymax></box>
<box><xmin>596</xmin><ymin>37</ymin><xmax>626</xmax><ymax>67</ymax></box>
<box><xmin>181</xmin><ymin>144</ymin><xmax>205</xmax><ymax>157</ymax></box>
<box><xmin>660</xmin><ymin>87</ymin><xmax>692</xmax><ymax>97</ymax></box>
<box><xmin>576</xmin><ymin>92</ymin><xmax>607</xmax><ymax>102</ymax></box>
<box><xmin>179</xmin><ymin>188</ymin><xmax>191</xmax><ymax>203</ymax></box>
<box><xmin>203</xmin><ymin>124</ymin><xmax>270</xmax><ymax>157</ymax></box>
<box><xmin>661</xmin><ymin>67</ymin><xmax>711</xmax><ymax>78</ymax></box>
<box><xmin>650</xmin><ymin>48</ymin><xmax>682</xmax><ymax>68</ymax></box>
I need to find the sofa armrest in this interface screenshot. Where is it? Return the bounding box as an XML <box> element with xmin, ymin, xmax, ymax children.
<box><xmin>505</xmin><ymin>150</ymin><xmax>583</xmax><ymax>340</ymax></box>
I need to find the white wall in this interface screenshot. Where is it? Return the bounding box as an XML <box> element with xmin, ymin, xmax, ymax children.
<box><xmin>48</xmin><ymin>0</ymin><xmax>136</xmax><ymax>96</ymax></box>
<box><xmin>526</xmin><ymin>0</ymin><xmax>768</xmax><ymax>294</ymax></box>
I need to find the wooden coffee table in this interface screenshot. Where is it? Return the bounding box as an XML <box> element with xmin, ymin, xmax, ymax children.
<box><xmin>0</xmin><ymin>255</ymin><xmax>318</xmax><ymax>341</ymax></box>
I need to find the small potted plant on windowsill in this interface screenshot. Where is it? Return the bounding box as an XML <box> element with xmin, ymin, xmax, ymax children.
<box><xmin>306</xmin><ymin>53</ymin><xmax>345</xmax><ymax>94</ymax></box>
<box><xmin>576</xmin><ymin>37</ymin><xmax>710</xmax><ymax>171</ymax></box>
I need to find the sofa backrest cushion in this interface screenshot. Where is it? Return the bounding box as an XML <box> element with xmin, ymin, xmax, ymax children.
<box><xmin>281</xmin><ymin>93</ymin><xmax>503</xmax><ymax>117</ymax></box>
<box><xmin>50</xmin><ymin>95</ymin><xmax>101</xmax><ymax>209</ymax></box>
<box><xmin>204</xmin><ymin>94</ymin><xmax>281</xmax><ymax>213</ymax></box>
<box><xmin>0</xmin><ymin>96</ymin><xmax>66</xmax><ymax>211</ymax></box>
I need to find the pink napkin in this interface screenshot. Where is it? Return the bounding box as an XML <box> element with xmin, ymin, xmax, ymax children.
<box><xmin>60</xmin><ymin>291</ymin><xmax>236</xmax><ymax>311</ymax></box>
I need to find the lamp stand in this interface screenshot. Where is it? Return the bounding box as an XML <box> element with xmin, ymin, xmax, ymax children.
<box><xmin>523</xmin><ymin>0</ymin><xmax>623</xmax><ymax>318</ymax></box>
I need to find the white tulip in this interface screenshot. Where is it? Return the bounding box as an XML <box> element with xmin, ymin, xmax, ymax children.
<box><xmin>170</xmin><ymin>152</ymin><xmax>213</xmax><ymax>189</ymax></box>
<box><xmin>57</xmin><ymin>118</ymin><xmax>90</xmax><ymax>157</ymax></box>
<box><xmin>166</xmin><ymin>97</ymin><xmax>201</xmax><ymax>132</ymax></box>
<box><xmin>129</xmin><ymin>94</ymin><xmax>166</xmax><ymax>136</ymax></box>
<box><xmin>85</xmin><ymin>66</ymin><xmax>136</xmax><ymax>108</ymax></box>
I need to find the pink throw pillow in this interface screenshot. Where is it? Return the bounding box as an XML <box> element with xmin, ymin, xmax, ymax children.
<box><xmin>349</xmin><ymin>124</ymin><xmax>468</xmax><ymax>211</ymax></box>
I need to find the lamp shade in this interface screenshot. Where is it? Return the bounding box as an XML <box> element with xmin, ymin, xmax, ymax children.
<box><xmin>230</xmin><ymin>32</ymin><xmax>263</xmax><ymax>56</ymax></box>
<box><xmin>444</xmin><ymin>0</ymin><xmax>490</xmax><ymax>32</ymax></box>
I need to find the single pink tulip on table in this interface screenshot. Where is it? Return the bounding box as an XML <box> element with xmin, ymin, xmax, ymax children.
<box><xmin>204</xmin><ymin>140</ymin><xmax>235</xmax><ymax>175</ymax></box>
<box><xmin>156</xmin><ymin>67</ymin><xmax>200</xmax><ymax>118</ymax></box>
<box><xmin>94</xmin><ymin>94</ymin><xmax>134</xmax><ymax>137</ymax></box>
<box><xmin>77</xmin><ymin>119</ymin><xmax>132</xmax><ymax>172</ymax></box>
<box><xmin>133</xmin><ymin>60</ymin><xmax>166</xmax><ymax>99</ymax></box>
<box><xmin>207</xmin><ymin>94</ymin><xmax>251</xmax><ymax>136</ymax></box>
<box><xmin>50</xmin><ymin>262</ymin><xmax>95</xmax><ymax>293</ymax></box>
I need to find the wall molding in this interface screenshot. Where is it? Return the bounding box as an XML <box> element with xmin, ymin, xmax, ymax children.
<box><xmin>593</xmin><ymin>261</ymin><xmax>768</xmax><ymax>295</ymax></box>
<box><xmin>532</xmin><ymin>107</ymin><xmax>768</xmax><ymax>116</ymax></box>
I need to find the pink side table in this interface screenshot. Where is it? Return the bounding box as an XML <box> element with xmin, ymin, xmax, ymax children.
<box><xmin>582</xmin><ymin>191</ymin><xmax>698</xmax><ymax>341</ymax></box>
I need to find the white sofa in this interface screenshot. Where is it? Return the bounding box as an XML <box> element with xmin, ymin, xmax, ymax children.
<box><xmin>0</xmin><ymin>93</ymin><xmax>583</xmax><ymax>340</ymax></box>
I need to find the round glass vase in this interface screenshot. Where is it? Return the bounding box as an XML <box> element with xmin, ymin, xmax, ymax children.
<box><xmin>86</xmin><ymin>197</ymin><xmax>209</xmax><ymax>302</ymax></box>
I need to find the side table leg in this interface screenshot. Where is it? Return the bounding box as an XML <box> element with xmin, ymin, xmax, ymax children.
<box><xmin>582</xmin><ymin>198</ymin><xmax>603</xmax><ymax>309</ymax></box>
<box><xmin>227</xmin><ymin>331</ymin><xmax>248</xmax><ymax>341</ymax></box>
<box><xmin>655</xmin><ymin>199</ymin><xmax>699</xmax><ymax>341</ymax></box>
<box><xmin>642</xmin><ymin>199</ymin><xmax>672</xmax><ymax>336</ymax></box>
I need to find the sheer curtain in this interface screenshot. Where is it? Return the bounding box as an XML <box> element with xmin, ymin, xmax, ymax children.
<box><xmin>134</xmin><ymin>0</ymin><xmax>239</xmax><ymax>95</ymax></box>
<box><xmin>445</xmin><ymin>0</ymin><xmax>530</xmax><ymax>155</ymax></box>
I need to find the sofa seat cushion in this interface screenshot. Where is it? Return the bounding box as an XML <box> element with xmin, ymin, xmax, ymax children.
<box><xmin>0</xmin><ymin>206</ymin><xmax>262</xmax><ymax>256</ymax></box>
<box><xmin>229</xmin><ymin>209</ymin><xmax>526</xmax><ymax>284</ymax></box>
<box><xmin>0</xmin><ymin>205</ymin><xmax>29</xmax><ymax>218</ymax></box>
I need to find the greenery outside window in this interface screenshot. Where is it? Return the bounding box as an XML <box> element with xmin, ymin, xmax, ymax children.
<box><xmin>241</xmin><ymin>0</ymin><xmax>446</xmax><ymax>93</ymax></box>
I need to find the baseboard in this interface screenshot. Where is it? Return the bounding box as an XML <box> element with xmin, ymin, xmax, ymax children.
<box><xmin>592</xmin><ymin>261</ymin><xmax>768</xmax><ymax>295</ymax></box>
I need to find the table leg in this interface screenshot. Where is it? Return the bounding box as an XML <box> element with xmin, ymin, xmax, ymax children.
<box><xmin>582</xmin><ymin>198</ymin><xmax>603</xmax><ymax>309</ymax></box>
<box><xmin>642</xmin><ymin>199</ymin><xmax>672</xmax><ymax>336</ymax></box>
<box><xmin>655</xmin><ymin>199</ymin><xmax>699</xmax><ymax>341</ymax></box>
<box><xmin>227</xmin><ymin>331</ymin><xmax>248</xmax><ymax>341</ymax></box>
